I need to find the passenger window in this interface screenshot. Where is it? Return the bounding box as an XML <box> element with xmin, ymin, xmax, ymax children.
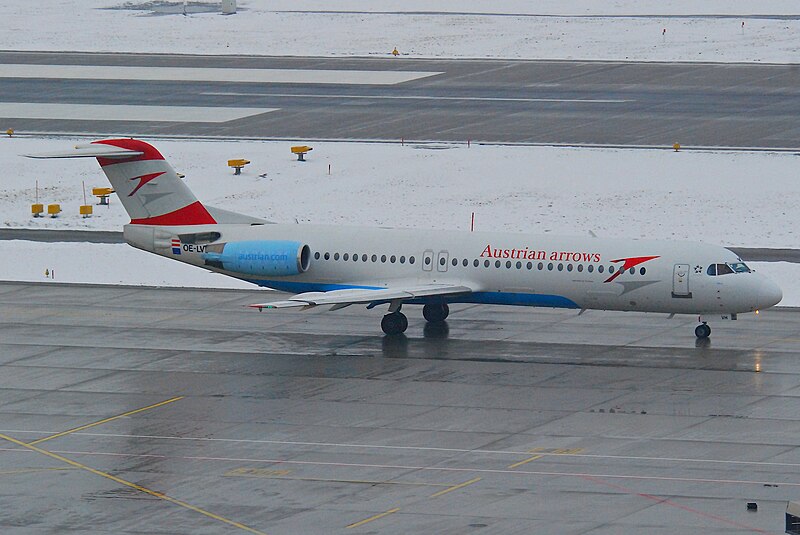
<box><xmin>547</xmin><ymin>263</ymin><xmax>554</xmax><ymax>271</ymax></box>
<box><xmin>506</xmin><ymin>261</ymin><xmax>512</xmax><ymax>268</ymax></box>
<box><xmin>391</xmin><ymin>255</ymin><xmax>396</xmax><ymax>263</ymax></box>
<box><xmin>473</xmin><ymin>259</ymin><xmax>479</xmax><ymax>267</ymax></box>
<box><xmin>526</xmin><ymin>262</ymin><xmax>532</xmax><ymax>270</ymax></box>
<box><xmin>314</xmin><ymin>252</ymin><xmax>320</xmax><ymax>260</ymax></box>
<box><xmin>400</xmin><ymin>256</ymin><xmax>406</xmax><ymax>264</ymax></box>
<box><xmin>577</xmin><ymin>264</ymin><xmax>583</xmax><ymax>272</ymax></box>
<box><xmin>629</xmin><ymin>267</ymin><xmax>634</xmax><ymax>274</ymax></box>
<box><xmin>557</xmin><ymin>263</ymin><xmax>564</xmax><ymax>271</ymax></box>
<box><xmin>588</xmin><ymin>265</ymin><xmax>593</xmax><ymax>273</ymax></box>
<box><xmin>538</xmin><ymin>262</ymin><xmax>544</xmax><ymax>270</ymax></box>
<box><xmin>567</xmin><ymin>264</ymin><xmax>573</xmax><ymax>272</ymax></box>
<box><xmin>425</xmin><ymin>256</ymin><xmax>431</xmax><ymax>265</ymax></box>
<box><xmin>484</xmin><ymin>260</ymin><xmax>490</xmax><ymax>268</ymax></box>
<box><xmin>463</xmin><ymin>259</ymin><xmax>468</xmax><ymax>267</ymax></box>
<box><xmin>598</xmin><ymin>265</ymin><xmax>604</xmax><ymax>273</ymax></box>
<box><xmin>409</xmin><ymin>256</ymin><xmax>415</xmax><ymax>264</ymax></box>
<box><xmin>452</xmin><ymin>258</ymin><xmax>458</xmax><ymax>266</ymax></box>
<box><xmin>381</xmin><ymin>255</ymin><xmax>387</xmax><ymax>263</ymax></box>
<box><xmin>353</xmin><ymin>254</ymin><xmax>358</xmax><ymax>262</ymax></box>
<box><xmin>334</xmin><ymin>253</ymin><xmax>340</xmax><ymax>260</ymax></box>
<box><xmin>495</xmin><ymin>260</ymin><xmax>501</xmax><ymax>268</ymax></box>
<box><xmin>640</xmin><ymin>267</ymin><xmax>646</xmax><ymax>275</ymax></box>
<box><xmin>324</xmin><ymin>252</ymin><xmax>330</xmax><ymax>260</ymax></box>
<box><xmin>609</xmin><ymin>266</ymin><xmax>615</xmax><ymax>273</ymax></box>
<box><xmin>371</xmin><ymin>254</ymin><xmax>377</xmax><ymax>262</ymax></box>
<box><xmin>362</xmin><ymin>254</ymin><xmax>368</xmax><ymax>262</ymax></box>
<box><xmin>439</xmin><ymin>257</ymin><xmax>446</xmax><ymax>266</ymax></box>
<box><xmin>343</xmin><ymin>253</ymin><xmax>349</xmax><ymax>261</ymax></box>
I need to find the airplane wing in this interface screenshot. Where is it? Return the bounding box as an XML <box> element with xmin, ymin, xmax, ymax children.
<box><xmin>249</xmin><ymin>283</ymin><xmax>473</xmax><ymax>311</ymax></box>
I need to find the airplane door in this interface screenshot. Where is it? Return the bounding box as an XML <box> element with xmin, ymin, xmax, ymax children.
<box><xmin>672</xmin><ymin>263</ymin><xmax>692</xmax><ymax>298</ymax></box>
<box><xmin>422</xmin><ymin>249</ymin><xmax>434</xmax><ymax>271</ymax></box>
<box><xmin>436</xmin><ymin>250</ymin><xmax>449</xmax><ymax>272</ymax></box>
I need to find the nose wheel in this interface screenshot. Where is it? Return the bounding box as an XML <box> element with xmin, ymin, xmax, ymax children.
<box><xmin>381</xmin><ymin>312</ymin><xmax>408</xmax><ymax>335</ymax></box>
<box><xmin>695</xmin><ymin>323</ymin><xmax>711</xmax><ymax>339</ymax></box>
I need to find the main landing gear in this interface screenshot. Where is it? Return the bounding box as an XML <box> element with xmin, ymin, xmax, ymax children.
<box><xmin>381</xmin><ymin>304</ymin><xmax>451</xmax><ymax>335</ymax></box>
<box><xmin>695</xmin><ymin>322</ymin><xmax>711</xmax><ymax>339</ymax></box>
<box><xmin>422</xmin><ymin>303</ymin><xmax>449</xmax><ymax>323</ymax></box>
<box><xmin>381</xmin><ymin>311</ymin><xmax>408</xmax><ymax>335</ymax></box>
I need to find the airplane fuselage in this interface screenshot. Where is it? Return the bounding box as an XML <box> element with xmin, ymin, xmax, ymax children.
<box><xmin>125</xmin><ymin>222</ymin><xmax>780</xmax><ymax>316</ymax></box>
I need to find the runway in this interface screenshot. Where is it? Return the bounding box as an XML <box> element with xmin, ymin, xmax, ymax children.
<box><xmin>1</xmin><ymin>51</ymin><xmax>800</xmax><ymax>148</ymax></box>
<box><xmin>1</xmin><ymin>281</ymin><xmax>799</xmax><ymax>533</ymax></box>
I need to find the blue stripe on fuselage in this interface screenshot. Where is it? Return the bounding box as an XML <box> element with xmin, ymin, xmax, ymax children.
<box><xmin>247</xmin><ymin>279</ymin><xmax>580</xmax><ymax>309</ymax></box>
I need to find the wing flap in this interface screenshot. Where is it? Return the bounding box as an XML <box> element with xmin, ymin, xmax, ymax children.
<box><xmin>249</xmin><ymin>284</ymin><xmax>473</xmax><ymax>311</ymax></box>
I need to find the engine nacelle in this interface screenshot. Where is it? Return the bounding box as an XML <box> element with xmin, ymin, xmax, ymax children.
<box><xmin>203</xmin><ymin>240</ymin><xmax>311</xmax><ymax>276</ymax></box>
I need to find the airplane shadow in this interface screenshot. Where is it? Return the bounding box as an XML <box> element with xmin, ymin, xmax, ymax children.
<box><xmin>695</xmin><ymin>337</ymin><xmax>711</xmax><ymax>349</ymax></box>
<box><xmin>423</xmin><ymin>321</ymin><xmax>449</xmax><ymax>339</ymax></box>
<box><xmin>380</xmin><ymin>322</ymin><xmax>450</xmax><ymax>357</ymax></box>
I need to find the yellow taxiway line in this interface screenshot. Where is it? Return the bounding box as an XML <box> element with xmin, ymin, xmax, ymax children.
<box><xmin>0</xmin><ymin>432</ymin><xmax>267</xmax><ymax>535</ymax></box>
<box><xmin>30</xmin><ymin>396</ymin><xmax>184</xmax><ymax>445</ymax></box>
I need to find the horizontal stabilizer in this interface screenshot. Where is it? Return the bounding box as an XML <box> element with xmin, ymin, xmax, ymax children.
<box><xmin>25</xmin><ymin>144</ymin><xmax>143</xmax><ymax>159</ymax></box>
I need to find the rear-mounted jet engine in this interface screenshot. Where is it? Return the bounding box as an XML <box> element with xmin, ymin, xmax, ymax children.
<box><xmin>203</xmin><ymin>240</ymin><xmax>311</xmax><ymax>276</ymax></box>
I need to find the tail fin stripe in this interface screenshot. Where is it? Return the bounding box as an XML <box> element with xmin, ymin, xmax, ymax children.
<box><xmin>130</xmin><ymin>201</ymin><xmax>216</xmax><ymax>226</ymax></box>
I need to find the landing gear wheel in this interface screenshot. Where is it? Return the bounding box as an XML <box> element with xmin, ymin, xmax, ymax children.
<box><xmin>695</xmin><ymin>323</ymin><xmax>711</xmax><ymax>339</ymax></box>
<box><xmin>381</xmin><ymin>312</ymin><xmax>408</xmax><ymax>335</ymax></box>
<box><xmin>423</xmin><ymin>303</ymin><xmax>450</xmax><ymax>323</ymax></box>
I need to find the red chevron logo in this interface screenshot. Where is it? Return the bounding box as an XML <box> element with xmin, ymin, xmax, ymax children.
<box><xmin>128</xmin><ymin>171</ymin><xmax>165</xmax><ymax>197</ymax></box>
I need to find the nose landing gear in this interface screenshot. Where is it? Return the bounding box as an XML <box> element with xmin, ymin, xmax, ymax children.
<box><xmin>695</xmin><ymin>322</ymin><xmax>711</xmax><ymax>339</ymax></box>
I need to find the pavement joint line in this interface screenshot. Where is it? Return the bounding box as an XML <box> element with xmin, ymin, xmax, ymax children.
<box><xmin>28</xmin><ymin>396</ymin><xmax>184</xmax><ymax>445</ymax></box>
<box><xmin>225</xmin><ymin>472</ymin><xmax>449</xmax><ymax>487</ymax></box>
<box><xmin>0</xmin><ymin>433</ymin><xmax>268</xmax><ymax>535</ymax></box>
<box><xmin>0</xmin><ymin>467</ymin><xmax>76</xmax><ymax>476</ymax></box>
<box><xmin>346</xmin><ymin>508</ymin><xmax>400</xmax><ymax>529</ymax></box>
<box><xmin>429</xmin><ymin>476</ymin><xmax>482</xmax><ymax>498</ymax></box>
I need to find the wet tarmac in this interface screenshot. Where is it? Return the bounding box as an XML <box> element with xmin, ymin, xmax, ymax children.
<box><xmin>1</xmin><ymin>280</ymin><xmax>799</xmax><ymax>534</ymax></box>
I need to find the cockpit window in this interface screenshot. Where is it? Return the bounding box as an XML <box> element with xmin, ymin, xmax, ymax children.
<box><xmin>707</xmin><ymin>262</ymin><xmax>749</xmax><ymax>276</ymax></box>
<box><xmin>729</xmin><ymin>262</ymin><xmax>750</xmax><ymax>273</ymax></box>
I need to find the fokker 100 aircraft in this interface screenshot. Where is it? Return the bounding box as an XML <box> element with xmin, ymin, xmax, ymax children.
<box><xmin>30</xmin><ymin>139</ymin><xmax>782</xmax><ymax>338</ymax></box>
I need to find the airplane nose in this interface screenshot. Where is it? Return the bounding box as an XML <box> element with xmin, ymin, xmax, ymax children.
<box><xmin>758</xmin><ymin>278</ymin><xmax>783</xmax><ymax>309</ymax></box>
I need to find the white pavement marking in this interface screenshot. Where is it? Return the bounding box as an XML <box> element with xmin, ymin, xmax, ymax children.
<box><xmin>2</xmin><ymin>447</ymin><xmax>798</xmax><ymax>488</ymax></box>
<box><xmin>204</xmin><ymin>91</ymin><xmax>632</xmax><ymax>104</ymax></box>
<box><xmin>0</xmin><ymin>64</ymin><xmax>443</xmax><ymax>85</ymax></box>
<box><xmin>0</xmin><ymin>103</ymin><xmax>276</xmax><ymax>123</ymax></box>
<box><xmin>3</xmin><ymin>429</ymin><xmax>800</xmax><ymax>469</ymax></box>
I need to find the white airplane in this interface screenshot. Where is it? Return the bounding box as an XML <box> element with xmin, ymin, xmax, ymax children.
<box><xmin>29</xmin><ymin>138</ymin><xmax>782</xmax><ymax>338</ymax></box>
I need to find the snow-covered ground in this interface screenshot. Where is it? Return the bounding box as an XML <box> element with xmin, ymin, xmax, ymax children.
<box><xmin>0</xmin><ymin>1</ymin><xmax>798</xmax><ymax>63</ymax></box>
<box><xmin>4</xmin><ymin>137</ymin><xmax>798</xmax><ymax>247</ymax></box>
<box><xmin>1</xmin><ymin>135</ymin><xmax>798</xmax><ymax>305</ymax></box>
